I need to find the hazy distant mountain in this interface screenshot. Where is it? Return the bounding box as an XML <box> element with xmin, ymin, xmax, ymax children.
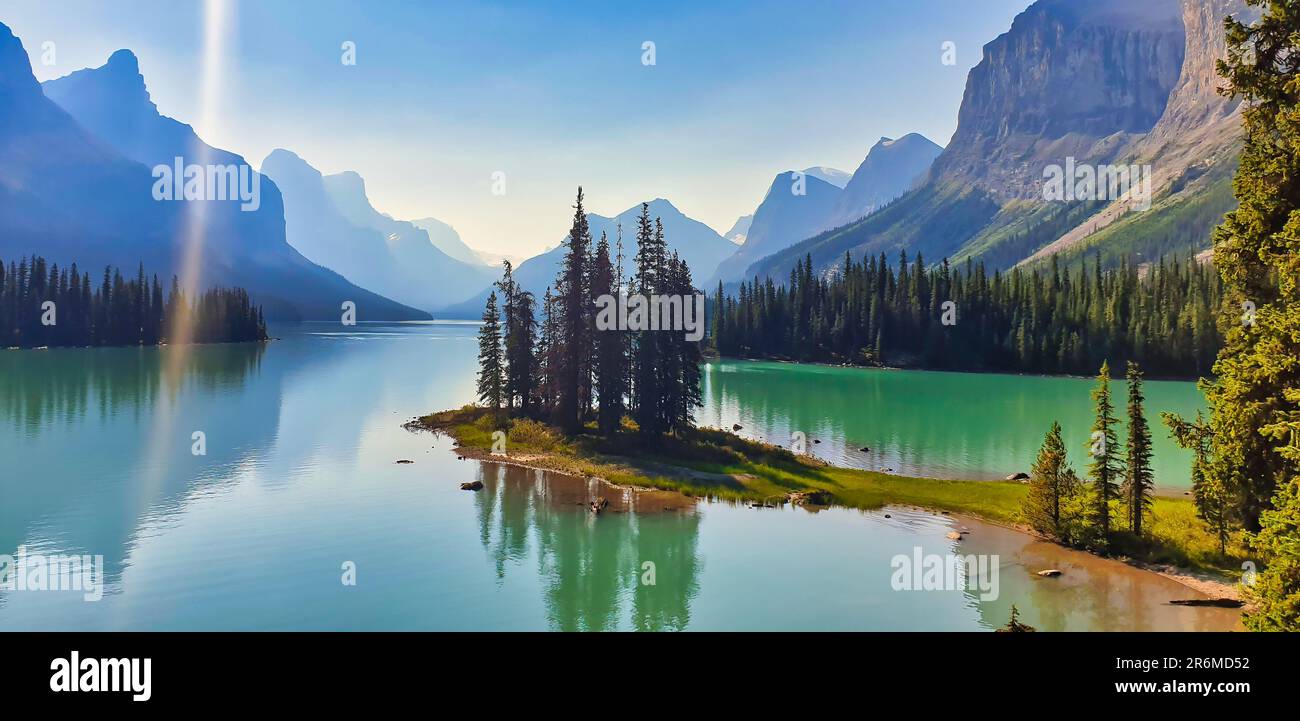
<box><xmin>261</xmin><ymin>150</ymin><xmax>496</xmax><ymax>312</ymax></box>
<box><xmin>443</xmin><ymin>198</ymin><xmax>735</xmax><ymax>318</ymax></box>
<box><xmin>708</xmin><ymin>171</ymin><xmax>843</xmax><ymax>284</ymax></box>
<box><xmin>9</xmin><ymin>34</ymin><xmax>424</xmax><ymax>320</ymax></box>
<box><xmin>320</xmin><ymin>170</ymin><xmax>498</xmax><ymax>297</ymax></box>
<box><xmin>801</xmin><ymin>166</ymin><xmax>851</xmax><ymax>189</ymax></box>
<box><xmin>723</xmin><ymin>214</ymin><xmax>752</xmax><ymax>245</ymax></box>
<box><xmin>409</xmin><ymin>217</ymin><xmax>491</xmax><ymax>268</ymax></box>
<box><xmin>470</xmin><ymin>248</ymin><xmax>529</xmax><ymax>270</ymax></box>
<box><xmin>829</xmin><ymin>134</ymin><xmax>942</xmax><ymax>227</ymax></box>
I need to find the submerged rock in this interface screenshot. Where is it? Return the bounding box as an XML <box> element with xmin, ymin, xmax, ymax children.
<box><xmin>732</xmin><ymin>423</ymin><xmax>743</xmax><ymax>431</ymax></box>
<box><xmin>460</xmin><ymin>481</ymin><xmax>484</xmax><ymax>491</ymax></box>
<box><xmin>1036</xmin><ymin>569</ymin><xmax>1062</xmax><ymax>577</ymax></box>
<box><xmin>395</xmin><ymin>459</ymin><xmax>414</xmax><ymax>464</ymax></box>
<box><xmin>787</xmin><ymin>489</ymin><xmax>833</xmax><ymax>506</ymax></box>
<box><xmin>1169</xmin><ymin>598</ymin><xmax>1243</xmax><ymax>608</ymax></box>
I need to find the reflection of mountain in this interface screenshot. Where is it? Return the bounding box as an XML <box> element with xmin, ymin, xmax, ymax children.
<box><xmin>470</xmin><ymin>464</ymin><xmax>702</xmax><ymax>631</ymax></box>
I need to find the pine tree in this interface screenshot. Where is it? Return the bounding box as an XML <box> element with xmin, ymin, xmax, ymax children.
<box><xmin>476</xmin><ymin>291</ymin><xmax>504</xmax><ymax>422</ymax></box>
<box><xmin>553</xmin><ymin>188</ymin><xmax>592</xmax><ymax>433</ymax></box>
<box><xmin>1164</xmin><ymin>411</ymin><xmax>1230</xmax><ymax>555</ymax></box>
<box><xmin>1122</xmin><ymin>361</ymin><xmax>1154</xmax><ymax>536</ymax></box>
<box><xmin>1086</xmin><ymin>361</ymin><xmax>1121</xmax><ymax>548</ymax></box>
<box><xmin>633</xmin><ymin>203</ymin><xmax>663</xmax><ymax>437</ymax></box>
<box><xmin>591</xmin><ymin>231</ymin><xmax>625</xmax><ymax>436</ymax></box>
<box><xmin>1022</xmin><ymin>421</ymin><xmax>1079</xmax><ymax>542</ymax></box>
<box><xmin>496</xmin><ymin>261</ymin><xmax>538</xmax><ymax>415</ymax></box>
<box><xmin>1200</xmin><ymin>0</ymin><xmax>1300</xmax><ymax>533</ymax></box>
<box><xmin>1188</xmin><ymin>0</ymin><xmax>1300</xmax><ymax>630</ymax></box>
<box><xmin>1244</xmin><ymin>474</ymin><xmax>1300</xmax><ymax>630</ymax></box>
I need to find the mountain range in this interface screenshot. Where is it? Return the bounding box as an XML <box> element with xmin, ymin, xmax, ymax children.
<box><xmin>708</xmin><ymin>134</ymin><xmax>941</xmax><ymax>285</ymax></box>
<box><xmin>1</xmin><ymin>0</ymin><xmax>1255</xmax><ymax>321</ymax></box>
<box><xmin>743</xmin><ymin>0</ymin><xmax>1249</xmax><ymax>284</ymax></box>
<box><xmin>260</xmin><ymin>149</ymin><xmax>497</xmax><ymax>313</ymax></box>
<box><xmin>409</xmin><ymin>217</ymin><xmax>495</xmax><ymax>268</ymax></box>
<box><xmin>443</xmin><ymin>198</ymin><xmax>736</xmax><ymax>318</ymax></box>
<box><xmin>16</xmin><ymin>40</ymin><xmax>426</xmax><ymax>320</ymax></box>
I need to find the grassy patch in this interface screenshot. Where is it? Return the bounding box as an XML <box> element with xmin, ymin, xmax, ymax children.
<box><xmin>411</xmin><ymin>405</ymin><xmax>1245</xmax><ymax>576</ymax></box>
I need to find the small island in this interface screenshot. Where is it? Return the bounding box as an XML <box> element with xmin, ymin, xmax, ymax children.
<box><xmin>409</xmin><ymin>403</ymin><xmax>1242</xmax><ymax>591</ymax></box>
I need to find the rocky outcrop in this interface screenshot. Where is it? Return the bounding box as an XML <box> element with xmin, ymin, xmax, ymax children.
<box><xmin>930</xmin><ymin>0</ymin><xmax>1185</xmax><ymax>200</ymax></box>
<box><xmin>1018</xmin><ymin>0</ymin><xmax>1253</xmax><ymax>266</ymax></box>
<box><xmin>744</xmin><ymin>0</ymin><xmax>1246</xmax><ymax>281</ymax></box>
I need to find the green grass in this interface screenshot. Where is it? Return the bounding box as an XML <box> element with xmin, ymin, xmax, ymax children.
<box><xmin>413</xmin><ymin>405</ymin><xmax>1246</xmax><ymax>576</ymax></box>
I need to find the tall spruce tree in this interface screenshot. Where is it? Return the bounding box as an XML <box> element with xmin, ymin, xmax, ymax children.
<box><xmin>1122</xmin><ymin>361</ymin><xmax>1154</xmax><ymax>536</ymax></box>
<box><xmin>1022</xmin><ymin>421</ymin><xmax>1080</xmax><ymax>542</ymax></box>
<box><xmin>633</xmin><ymin>203</ymin><xmax>663</xmax><ymax>437</ymax></box>
<box><xmin>477</xmin><ymin>291</ymin><xmax>505</xmax><ymax>422</ymax></box>
<box><xmin>1185</xmin><ymin>0</ymin><xmax>1300</xmax><ymax>630</ymax></box>
<box><xmin>496</xmin><ymin>261</ymin><xmax>538</xmax><ymax>415</ymax></box>
<box><xmin>591</xmin><ymin>231</ymin><xmax>625</xmax><ymax>436</ymax></box>
<box><xmin>553</xmin><ymin>188</ymin><xmax>592</xmax><ymax>433</ymax></box>
<box><xmin>1087</xmin><ymin>361</ymin><xmax>1121</xmax><ymax>547</ymax></box>
<box><xmin>1201</xmin><ymin>0</ymin><xmax>1300</xmax><ymax>531</ymax></box>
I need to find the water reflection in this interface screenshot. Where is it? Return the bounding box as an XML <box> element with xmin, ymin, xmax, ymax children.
<box><xmin>470</xmin><ymin>464</ymin><xmax>702</xmax><ymax>631</ymax></box>
<box><xmin>0</xmin><ymin>343</ymin><xmax>265</xmax><ymax>431</ymax></box>
<box><xmin>0</xmin><ymin>342</ymin><xmax>273</xmax><ymax>594</ymax></box>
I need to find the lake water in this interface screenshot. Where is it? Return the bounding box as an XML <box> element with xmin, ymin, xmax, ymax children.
<box><xmin>700</xmin><ymin>359</ymin><xmax>1206</xmax><ymax>489</ymax></box>
<box><xmin>0</xmin><ymin>322</ymin><xmax>1236</xmax><ymax>631</ymax></box>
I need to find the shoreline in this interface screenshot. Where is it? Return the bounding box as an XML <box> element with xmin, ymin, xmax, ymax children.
<box><xmin>709</xmin><ymin>354</ymin><xmax>1211</xmax><ymax>384</ymax></box>
<box><xmin>406</xmin><ymin>409</ymin><xmax>1247</xmax><ymax>605</ymax></box>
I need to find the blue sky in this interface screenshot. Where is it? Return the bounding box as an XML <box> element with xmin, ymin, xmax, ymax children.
<box><xmin>2</xmin><ymin>0</ymin><xmax>1032</xmax><ymax>257</ymax></box>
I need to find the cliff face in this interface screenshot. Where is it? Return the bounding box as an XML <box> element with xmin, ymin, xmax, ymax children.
<box><xmin>1019</xmin><ymin>0</ymin><xmax>1253</xmax><ymax>266</ymax></box>
<box><xmin>741</xmin><ymin>0</ymin><xmax>1251</xmax><ymax>281</ymax></box>
<box><xmin>1147</xmin><ymin>0</ymin><xmax>1248</xmax><ymax>140</ymax></box>
<box><xmin>930</xmin><ymin>0</ymin><xmax>1185</xmax><ymax>199</ymax></box>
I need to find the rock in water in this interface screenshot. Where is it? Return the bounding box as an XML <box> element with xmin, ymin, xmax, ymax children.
<box><xmin>459</xmin><ymin>481</ymin><xmax>484</xmax><ymax>491</ymax></box>
<box><xmin>1036</xmin><ymin>569</ymin><xmax>1062</xmax><ymax>577</ymax></box>
<box><xmin>732</xmin><ymin>423</ymin><xmax>743</xmax><ymax>431</ymax></box>
<box><xmin>1006</xmin><ymin>472</ymin><xmax>1030</xmax><ymax>481</ymax></box>
<box><xmin>395</xmin><ymin>459</ymin><xmax>414</xmax><ymax>464</ymax></box>
<box><xmin>946</xmin><ymin>531</ymin><xmax>962</xmax><ymax>540</ymax></box>
<box><xmin>1169</xmin><ymin>598</ymin><xmax>1243</xmax><ymax>608</ymax></box>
